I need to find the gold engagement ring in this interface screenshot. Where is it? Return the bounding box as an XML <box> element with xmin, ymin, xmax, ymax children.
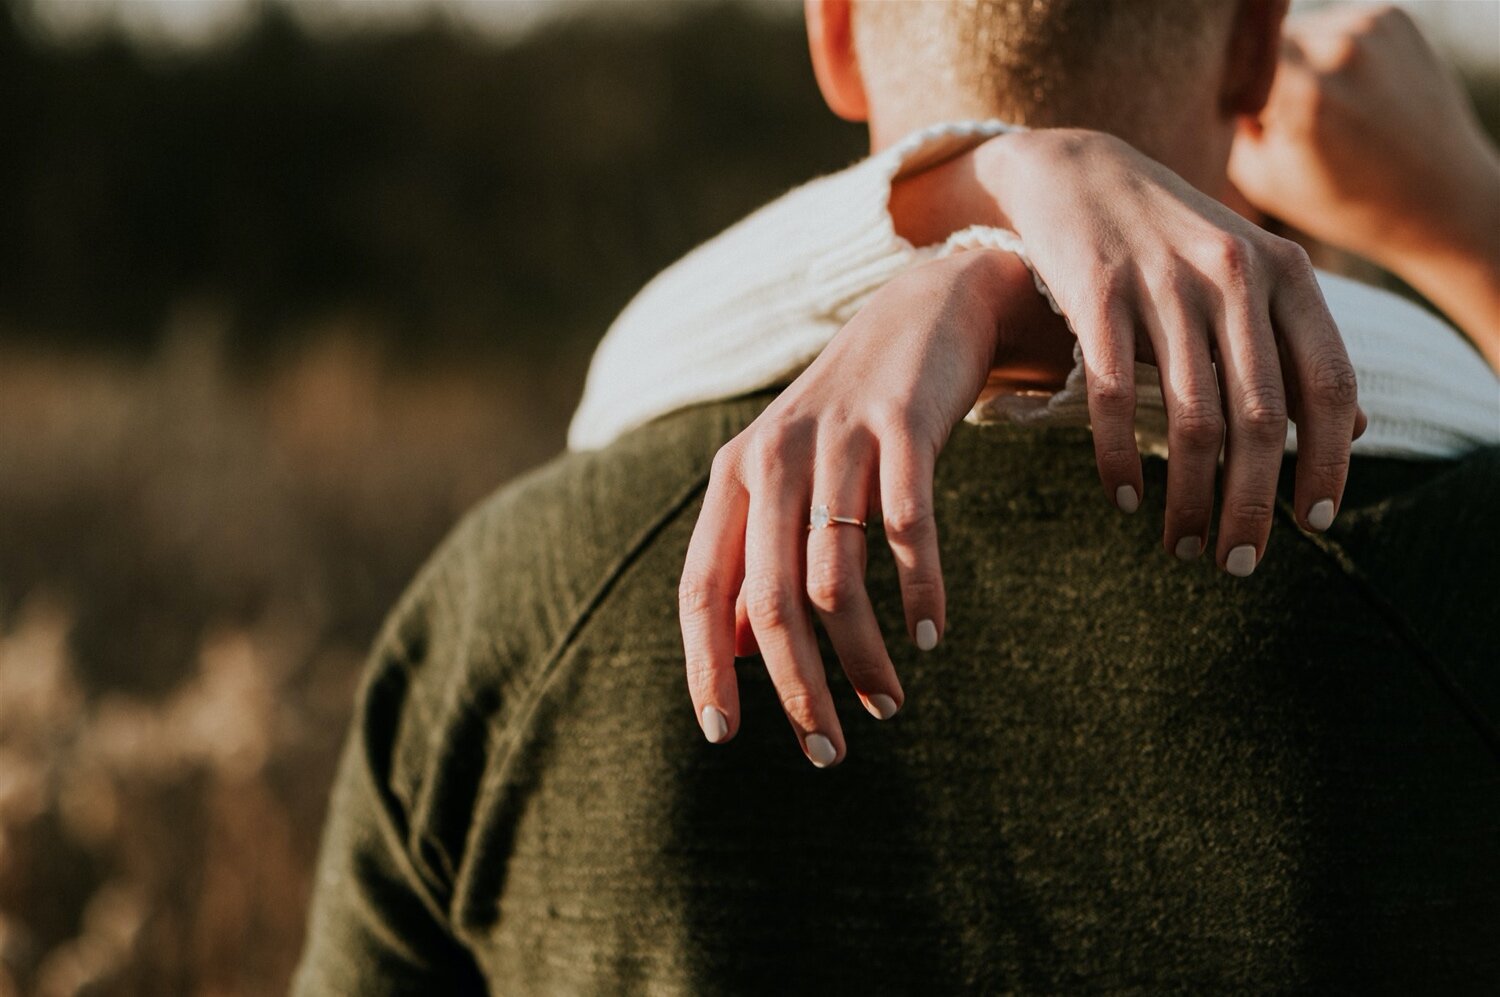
<box><xmin>808</xmin><ymin>504</ymin><xmax>867</xmax><ymax>531</ymax></box>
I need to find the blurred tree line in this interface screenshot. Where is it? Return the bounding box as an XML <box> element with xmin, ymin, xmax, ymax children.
<box><xmin>0</xmin><ymin>0</ymin><xmax>865</xmax><ymax>366</ymax></box>
<box><xmin>0</xmin><ymin>11</ymin><xmax>871</xmax><ymax>993</ymax></box>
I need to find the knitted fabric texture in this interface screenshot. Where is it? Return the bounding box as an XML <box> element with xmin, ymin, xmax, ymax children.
<box><xmin>296</xmin><ymin>395</ymin><xmax>1500</xmax><ymax>995</ymax></box>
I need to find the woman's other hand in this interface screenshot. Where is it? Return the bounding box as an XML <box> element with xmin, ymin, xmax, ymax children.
<box><xmin>679</xmin><ymin>249</ymin><xmax>1052</xmax><ymax>767</ymax></box>
<box><xmin>1228</xmin><ymin>4</ymin><xmax>1500</xmax><ymax>367</ymax></box>
<box><xmin>899</xmin><ymin>129</ymin><xmax>1366</xmax><ymax>574</ymax></box>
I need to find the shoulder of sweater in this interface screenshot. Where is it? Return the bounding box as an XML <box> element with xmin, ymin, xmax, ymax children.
<box><xmin>352</xmin><ymin>395</ymin><xmax>769</xmax><ymax>898</ymax></box>
<box><xmin>388</xmin><ymin>393</ymin><xmax>769</xmax><ymax>714</ymax></box>
<box><xmin>1328</xmin><ymin>445</ymin><xmax>1500</xmax><ymax>671</ymax></box>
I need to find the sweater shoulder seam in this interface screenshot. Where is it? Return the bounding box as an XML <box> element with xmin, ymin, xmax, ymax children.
<box><xmin>1276</xmin><ymin>496</ymin><xmax>1500</xmax><ymax>762</ymax></box>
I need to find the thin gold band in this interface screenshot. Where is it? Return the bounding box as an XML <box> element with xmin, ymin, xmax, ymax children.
<box><xmin>808</xmin><ymin>504</ymin><xmax>867</xmax><ymax>532</ymax></box>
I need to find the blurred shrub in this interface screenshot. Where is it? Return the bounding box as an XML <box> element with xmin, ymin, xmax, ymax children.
<box><xmin>0</xmin><ymin>327</ymin><xmax>575</xmax><ymax>995</ymax></box>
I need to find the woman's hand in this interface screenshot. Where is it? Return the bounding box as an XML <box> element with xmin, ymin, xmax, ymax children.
<box><xmin>897</xmin><ymin>128</ymin><xmax>1366</xmax><ymax>572</ymax></box>
<box><xmin>1228</xmin><ymin>4</ymin><xmax>1500</xmax><ymax>367</ymax></box>
<box><xmin>680</xmin><ymin>249</ymin><xmax>1053</xmax><ymax>767</ymax></box>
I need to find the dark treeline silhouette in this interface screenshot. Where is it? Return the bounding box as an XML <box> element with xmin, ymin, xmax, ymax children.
<box><xmin>0</xmin><ymin>1</ymin><xmax>865</xmax><ymax>362</ymax></box>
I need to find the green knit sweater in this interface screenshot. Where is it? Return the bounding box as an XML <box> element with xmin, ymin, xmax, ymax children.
<box><xmin>294</xmin><ymin>394</ymin><xmax>1500</xmax><ymax>995</ymax></box>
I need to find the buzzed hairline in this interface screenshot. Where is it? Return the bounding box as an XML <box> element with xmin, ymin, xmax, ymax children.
<box><xmin>852</xmin><ymin>0</ymin><xmax>1236</xmax><ymax>154</ymax></box>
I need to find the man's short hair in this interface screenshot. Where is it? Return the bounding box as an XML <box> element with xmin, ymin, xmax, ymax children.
<box><xmin>854</xmin><ymin>0</ymin><xmax>1234</xmax><ymax>149</ymax></box>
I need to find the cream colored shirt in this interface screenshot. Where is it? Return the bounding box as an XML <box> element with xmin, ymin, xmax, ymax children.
<box><xmin>569</xmin><ymin>120</ymin><xmax>1499</xmax><ymax>459</ymax></box>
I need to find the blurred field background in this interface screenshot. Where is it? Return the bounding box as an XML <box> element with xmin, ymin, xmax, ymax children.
<box><xmin>0</xmin><ymin>0</ymin><xmax>1494</xmax><ymax>994</ymax></box>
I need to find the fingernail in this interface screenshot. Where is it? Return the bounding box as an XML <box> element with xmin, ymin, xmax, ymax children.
<box><xmin>700</xmin><ymin>705</ymin><xmax>729</xmax><ymax>743</ymax></box>
<box><xmin>805</xmin><ymin>733</ymin><xmax>837</xmax><ymax>768</ymax></box>
<box><xmin>1115</xmin><ymin>485</ymin><xmax>1140</xmax><ymax>514</ymax></box>
<box><xmin>1307</xmin><ymin>499</ymin><xmax>1335</xmax><ymax>532</ymax></box>
<box><xmin>915</xmin><ymin>619</ymin><xmax>939</xmax><ymax>651</ymax></box>
<box><xmin>1226</xmin><ymin>545</ymin><xmax>1258</xmax><ymax>577</ymax></box>
<box><xmin>1174</xmin><ymin>536</ymin><xmax>1202</xmax><ymax>561</ymax></box>
<box><xmin>866</xmin><ymin>694</ymin><xmax>899</xmax><ymax>720</ymax></box>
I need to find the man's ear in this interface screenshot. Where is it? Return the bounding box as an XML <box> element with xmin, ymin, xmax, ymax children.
<box><xmin>1221</xmin><ymin>0</ymin><xmax>1290</xmax><ymax>116</ymax></box>
<box><xmin>806</xmin><ymin>0</ymin><xmax>869</xmax><ymax>122</ymax></box>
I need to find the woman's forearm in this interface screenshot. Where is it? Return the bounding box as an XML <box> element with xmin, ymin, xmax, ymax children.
<box><xmin>1374</xmin><ymin>175</ymin><xmax>1500</xmax><ymax>371</ymax></box>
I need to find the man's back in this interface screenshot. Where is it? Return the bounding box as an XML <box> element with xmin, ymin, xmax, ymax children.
<box><xmin>295</xmin><ymin>395</ymin><xmax>1500</xmax><ymax>995</ymax></box>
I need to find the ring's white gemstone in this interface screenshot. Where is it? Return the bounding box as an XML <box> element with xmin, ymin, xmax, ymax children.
<box><xmin>810</xmin><ymin>504</ymin><xmax>831</xmax><ymax>529</ymax></box>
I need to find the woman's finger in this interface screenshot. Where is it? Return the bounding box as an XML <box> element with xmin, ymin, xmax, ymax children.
<box><xmin>806</xmin><ymin>435</ymin><xmax>904</xmax><ymax>721</ymax></box>
<box><xmin>1271</xmin><ymin>247</ymin><xmax>1359</xmax><ymax>533</ymax></box>
<box><xmin>1213</xmin><ymin>284</ymin><xmax>1289</xmax><ymax>576</ymax></box>
<box><xmin>743</xmin><ymin>447</ymin><xmax>846</xmax><ymax>768</ymax></box>
<box><xmin>680</xmin><ymin>451</ymin><xmax>749</xmax><ymax>745</ymax></box>
<box><xmin>877</xmin><ymin>435</ymin><xmax>945</xmax><ymax>651</ymax></box>
<box><xmin>1073</xmin><ymin>289</ymin><xmax>1146</xmax><ymax>515</ymax></box>
<box><xmin>1141</xmin><ymin>286</ymin><xmax>1223</xmax><ymax>562</ymax></box>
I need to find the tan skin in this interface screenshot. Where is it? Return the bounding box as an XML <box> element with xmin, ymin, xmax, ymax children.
<box><xmin>681</xmin><ymin>0</ymin><xmax>1484</xmax><ymax>766</ymax></box>
<box><xmin>1229</xmin><ymin>3</ymin><xmax>1500</xmax><ymax>369</ymax></box>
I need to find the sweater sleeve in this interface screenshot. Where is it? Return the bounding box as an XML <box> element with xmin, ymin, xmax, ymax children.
<box><xmin>566</xmin><ymin>120</ymin><xmax>1020</xmax><ymax>451</ymax></box>
<box><xmin>291</xmin><ymin>647</ymin><xmax>488</xmax><ymax>997</ymax></box>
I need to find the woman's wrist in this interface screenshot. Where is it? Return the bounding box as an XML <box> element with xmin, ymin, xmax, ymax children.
<box><xmin>1373</xmin><ymin>153</ymin><xmax>1500</xmax><ymax>369</ymax></box>
<box><xmin>889</xmin><ymin>142</ymin><xmax>1011</xmax><ymax>247</ymax></box>
<box><xmin>950</xmin><ymin>247</ymin><xmax>1074</xmax><ymax>385</ymax></box>
<box><xmin>1373</xmin><ymin>144</ymin><xmax>1500</xmax><ymax>273</ymax></box>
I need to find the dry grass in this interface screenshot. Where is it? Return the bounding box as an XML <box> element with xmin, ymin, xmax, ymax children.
<box><xmin>0</xmin><ymin>322</ymin><xmax>578</xmax><ymax>995</ymax></box>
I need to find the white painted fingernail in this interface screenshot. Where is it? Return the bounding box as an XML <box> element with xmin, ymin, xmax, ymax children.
<box><xmin>700</xmin><ymin>705</ymin><xmax>729</xmax><ymax>743</ymax></box>
<box><xmin>1308</xmin><ymin>499</ymin><xmax>1335</xmax><ymax>532</ymax></box>
<box><xmin>805</xmin><ymin>733</ymin><xmax>837</xmax><ymax>767</ymax></box>
<box><xmin>866</xmin><ymin>694</ymin><xmax>899</xmax><ymax>720</ymax></box>
<box><xmin>915</xmin><ymin>619</ymin><xmax>939</xmax><ymax>651</ymax></box>
<box><xmin>1174</xmin><ymin>536</ymin><xmax>1202</xmax><ymax>561</ymax></box>
<box><xmin>1115</xmin><ymin>485</ymin><xmax>1139</xmax><ymax>514</ymax></box>
<box><xmin>1226</xmin><ymin>545</ymin><xmax>1258</xmax><ymax>577</ymax></box>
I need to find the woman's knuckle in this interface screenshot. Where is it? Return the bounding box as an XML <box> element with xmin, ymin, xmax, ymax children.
<box><xmin>1238</xmin><ymin>390</ymin><xmax>1289</xmax><ymax>438</ymax></box>
<box><xmin>777</xmin><ymin>689</ymin><xmax>824</xmax><ymax>730</ymax></box>
<box><xmin>709</xmin><ymin>441</ymin><xmax>741</xmax><ymax>478</ymax></box>
<box><xmin>1230</xmin><ymin>497</ymin><xmax>1277</xmax><ymax>526</ymax></box>
<box><xmin>1086</xmin><ymin>264</ymin><xmax>1133</xmax><ymax>305</ymax></box>
<box><xmin>806</xmin><ymin>555</ymin><xmax>860</xmax><ymax>613</ymax></box>
<box><xmin>871</xmin><ymin>401</ymin><xmax>921</xmax><ymax>438</ymax></box>
<box><xmin>744</xmin><ymin>575</ymin><xmax>800</xmax><ymax>629</ymax></box>
<box><xmin>1205</xmin><ymin>234</ymin><xmax>1253</xmax><ymax>280</ymax></box>
<box><xmin>867</xmin><ymin>401</ymin><xmax>901</xmax><ymax>432</ymax></box>
<box><xmin>1308</xmin><ymin>353</ymin><xmax>1359</xmax><ymax>407</ymax></box>
<box><xmin>1270</xmin><ymin>236</ymin><xmax>1314</xmax><ymax>276</ymax></box>
<box><xmin>742</xmin><ymin>431</ymin><xmax>774</xmax><ymax>467</ymax></box>
<box><xmin>883</xmin><ymin>497</ymin><xmax>934</xmax><ymax>541</ymax></box>
<box><xmin>1088</xmin><ymin>371</ymin><xmax>1135</xmax><ymax>415</ymax></box>
<box><xmin>1173</xmin><ymin>401</ymin><xmax>1226</xmax><ymax>449</ymax></box>
<box><xmin>1102</xmin><ymin>264</ymin><xmax>1135</xmax><ymax>300</ymax></box>
<box><xmin>678</xmin><ymin>573</ymin><xmax>720</xmax><ymax>616</ymax></box>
